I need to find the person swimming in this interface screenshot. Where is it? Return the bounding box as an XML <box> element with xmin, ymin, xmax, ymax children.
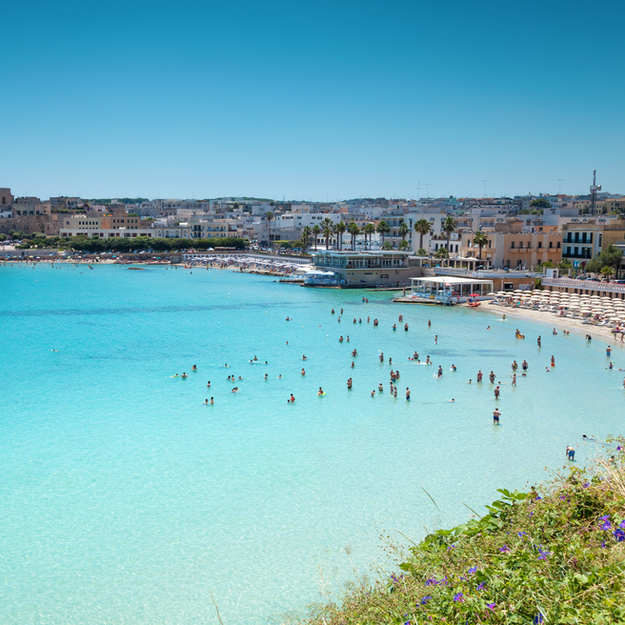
<box><xmin>288</xmin><ymin>394</ymin><xmax>295</xmax><ymax>403</ymax></box>
<box><xmin>192</xmin><ymin>364</ymin><xmax>197</xmax><ymax>371</ymax></box>
<box><xmin>405</xmin><ymin>387</ymin><xmax>410</xmax><ymax>400</ymax></box>
<box><xmin>437</xmin><ymin>366</ymin><xmax>443</xmax><ymax>378</ymax></box>
<box><xmin>207</xmin><ymin>381</ymin><xmax>211</xmax><ymax>387</ymax></box>
<box><xmin>317</xmin><ymin>387</ymin><xmax>325</xmax><ymax>396</ymax></box>
<box><xmin>181</xmin><ymin>372</ymin><xmax>188</xmax><ymax>379</ymax></box>
<box><xmin>301</xmin><ymin>368</ymin><xmax>305</xmax><ymax>375</ymax></box>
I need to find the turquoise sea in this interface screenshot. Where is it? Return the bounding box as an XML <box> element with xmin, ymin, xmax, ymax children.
<box><xmin>1</xmin><ymin>263</ymin><xmax>623</xmax><ymax>624</ymax></box>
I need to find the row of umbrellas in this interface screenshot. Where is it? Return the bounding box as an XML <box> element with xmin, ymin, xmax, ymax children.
<box><xmin>492</xmin><ymin>290</ymin><xmax>625</xmax><ymax>324</ymax></box>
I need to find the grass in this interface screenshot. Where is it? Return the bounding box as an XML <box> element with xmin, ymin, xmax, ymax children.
<box><xmin>292</xmin><ymin>440</ymin><xmax>625</xmax><ymax>624</ymax></box>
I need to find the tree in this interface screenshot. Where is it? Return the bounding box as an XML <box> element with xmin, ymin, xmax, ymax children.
<box><xmin>301</xmin><ymin>226</ymin><xmax>312</xmax><ymax>252</ymax></box>
<box><xmin>398</xmin><ymin>240</ymin><xmax>410</xmax><ymax>251</ymax></box>
<box><xmin>414</xmin><ymin>219</ymin><xmax>432</xmax><ymax>252</ymax></box>
<box><xmin>435</xmin><ymin>246</ymin><xmax>450</xmax><ymax>259</ymax></box>
<box><xmin>322</xmin><ymin>218</ymin><xmax>333</xmax><ymax>250</ymax></box>
<box><xmin>417</xmin><ymin>247</ymin><xmax>428</xmax><ymax>257</ymax></box>
<box><xmin>382</xmin><ymin>241</ymin><xmax>394</xmax><ymax>250</ymax></box>
<box><xmin>398</xmin><ymin>222</ymin><xmax>409</xmax><ymax>241</ymax></box>
<box><xmin>364</xmin><ymin>223</ymin><xmax>376</xmax><ymax>250</ymax></box>
<box><xmin>601</xmin><ymin>265</ymin><xmax>615</xmax><ymax>280</ymax></box>
<box><xmin>347</xmin><ymin>221</ymin><xmax>360</xmax><ymax>251</ymax></box>
<box><xmin>441</xmin><ymin>216</ymin><xmax>455</xmax><ymax>251</ymax></box>
<box><xmin>586</xmin><ymin>244</ymin><xmax>622</xmax><ymax>277</ymax></box>
<box><xmin>265</xmin><ymin>211</ymin><xmax>274</xmax><ymax>246</ymax></box>
<box><xmin>472</xmin><ymin>231</ymin><xmax>489</xmax><ymax>262</ymax></box>
<box><xmin>557</xmin><ymin>258</ymin><xmax>572</xmax><ymax>271</ymax></box>
<box><xmin>530</xmin><ymin>198</ymin><xmax>551</xmax><ymax>209</ymax></box>
<box><xmin>376</xmin><ymin>220</ymin><xmax>390</xmax><ymax>247</ymax></box>
<box><xmin>335</xmin><ymin>221</ymin><xmax>346</xmax><ymax>251</ymax></box>
<box><xmin>312</xmin><ymin>225</ymin><xmax>321</xmax><ymax>251</ymax></box>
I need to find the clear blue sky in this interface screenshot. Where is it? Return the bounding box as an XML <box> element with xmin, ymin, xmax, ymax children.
<box><xmin>2</xmin><ymin>0</ymin><xmax>624</xmax><ymax>201</ymax></box>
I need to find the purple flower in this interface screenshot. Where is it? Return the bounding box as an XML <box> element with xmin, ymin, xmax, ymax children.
<box><xmin>583</xmin><ymin>483</ymin><xmax>590</xmax><ymax>488</ymax></box>
<box><xmin>447</xmin><ymin>543</ymin><xmax>456</xmax><ymax>550</ymax></box>
<box><xmin>538</xmin><ymin>549</ymin><xmax>550</xmax><ymax>560</ymax></box>
<box><xmin>614</xmin><ymin>529</ymin><xmax>625</xmax><ymax>542</ymax></box>
<box><xmin>420</xmin><ymin>595</ymin><xmax>432</xmax><ymax>605</ymax></box>
<box><xmin>617</xmin><ymin>446</ymin><xmax>622</xmax><ymax>451</ymax></box>
<box><xmin>533</xmin><ymin>614</ymin><xmax>544</xmax><ymax>624</ymax></box>
<box><xmin>453</xmin><ymin>592</ymin><xmax>464</xmax><ymax>602</ymax></box>
<box><xmin>477</xmin><ymin>582</ymin><xmax>486</xmax><ymax>591</ymax></box>
<box><xmin>518</xmin><ymin>531</ymin><xmax>527</xmax><ymax>538</ymax></box>
<box><xmin>619</xmin><ymin>520</ymin><xmax>625</xmax><ymax>529</ymax></box>
<box><xmin>425</xmin><ymin>577</ymin><xmax>437</xmax><ymax>586</ymax></box>
<box><xmin>500</xmin><ymin>544</ymin><xmax>511</xmax><ymax>553</ymax></box>
<box><xmin>601</xmin><ymin>541</ymin><xmax>607</xmax><ymax>548</ymax></box>
<box><xmin>487</xmin><ymin>603</ymin><xmax>496</xmax><ymax>610</ymax></box>
<box><xmin>467</xmin><ymin>566</ymin><xmax>477</xmax><ymax>575</ymax></box>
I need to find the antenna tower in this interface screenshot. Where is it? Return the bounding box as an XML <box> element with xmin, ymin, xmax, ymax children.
<box><xmin>590</xmin><ymin>170</ymin><xmax>601</xmax><ymax>215</ymax></box>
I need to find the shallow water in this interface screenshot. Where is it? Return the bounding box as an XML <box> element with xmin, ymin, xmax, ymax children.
<box><xmin>1</xmin><ymin>263</ymin><xmax>623</xmax><ymax>624</ymax></box>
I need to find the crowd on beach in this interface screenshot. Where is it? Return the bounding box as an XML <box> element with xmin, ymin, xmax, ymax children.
<box><xmin>490</xmin><ymin>290</ymin><xmax>625</xmax><ymax>340</ymax></box>
<box><xmin>183</xmin><ymin>254</ymin><xmax>305</xmax><ymax>277</ymax></box>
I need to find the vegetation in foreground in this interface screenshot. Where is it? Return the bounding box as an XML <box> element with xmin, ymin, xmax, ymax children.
<box><xmin>296</xmin><ymin>441</ymin><xmax>625</xmax><ymax>624</ymax></box>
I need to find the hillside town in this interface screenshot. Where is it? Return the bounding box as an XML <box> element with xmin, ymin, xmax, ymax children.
<box><xmin>2</xmin><ymin>175</ymin><xmax>625</xmax><ymax>277</ymax></box>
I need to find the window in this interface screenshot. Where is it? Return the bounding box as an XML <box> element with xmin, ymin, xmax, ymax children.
<box><xmin>511</xmin><ymin>241</ymin><xmax>515</xmax><ymax>249</ymax></box>
<box><xmin>538</xmin><ymin>241</ymin><xmax>542</xmax><ymax>249</ymax></box>
<box><xmin>557</xmin><ymin>242</ymin><xmax>560</xmax><ymax>249</ymax></box>
<box><xmin>549</xmin><ymin>241</ymin><xmax>553</xmax><ymax>248</ymax></box>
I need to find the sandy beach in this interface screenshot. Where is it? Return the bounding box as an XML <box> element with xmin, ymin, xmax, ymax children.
<box><xmin>482</xmin><ymin>301</ymin><xmax>624</xmax><ymax>345</ymax></box>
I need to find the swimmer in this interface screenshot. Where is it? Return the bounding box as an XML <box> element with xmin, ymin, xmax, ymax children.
<box><xmin>512</xmin><ymin>360</ymin><xmax>518</xmax><ymax>371</ymax></box>
<box><xmin>207</xmin><ymin>381</ymin><xmax>211</xmax><ymax>387</ymax></box>
<box><xmin>405</xmin><ymin>387</ymin><xmax>410</xmax><ymax>400</ymax></box>
<box><xmin>486</xmin><ymin>326</ymin><xmax>490</xmax><ymax>330</ymax></box>
<box><xmin>608</xmin><ymin>362</ymin><xmax>613</xmax><ymax>370</ymax></box>
<box><xmin>607</xmin><ymin>345</ymin><xmax>612</xmax><ymax>357</ymax></box>
<box><xmin>537</xmin><ymin>335</ymin><xmax>541</xmax><ymax>347</ymax></box>
<box><xmin>552</xmin><ymin>328</ymin><xmax>558</xmax><ymax>335</ymax></box>
<box><xmin>351</xmin><ymin>349</ymin><xmax>358</xmax><ymax>357</ymax></box>
<box><xmin>278</xmin><ymin>374</ymin><xmax>282</xmax><ymax>379</ymax></box>
<box><xmin>288</xmin><ymin>394</ymin><xmax>295</xmax><ymax>403</ymax></box>
<box><xmin>434</xmin><ymin>335</ymin><xmax>438</xmax><ymax>344</ymax></box>
<box><xmin>359</xmin><ymin>318</ymin><xmax>362</xmax><ymax>323</ymax></box>
<box><xmin>489</xmin><ymin>371</ymin><xmax>496</xmax><ymax>383</ymax></box>
<box><xmin>551</xmin><ymin>356</ymin><xmax>555</xmax><ymax>367</ymax></box>
<box><xmin>404</xmin><ymin>323</ymin><xmax>409</xmax><ymax>331</ymax></box>
<box><xmin>264</xmin><ymin>373</ymin><xmax>268</xmax><ymax>380</ymax></box>
<box><xmin>468</xmin><ymin>379</ymin><xmax>472</xmax><ymax>384</ymax></box>
<box><xmin>378</xmin><ymin>383</ymin><xmax>384</xmax><ymax>393</ymax></box>
<box><xmin>426</xmin><ymin>356</ymin><xmax>432</xmax><ymax>365</ymax></box>
<box><xmin>437</xmin><ymin>366</ymin><xmax>443</xmax><ymax>378</ymax></box>
<box><xmin>192</xmin><ymin>364</ymin><xmax>197</xmax><ymax>371</ymax></box>
<box><xmin>494</xmin><ymin>386</ymin><xmax>500</xmax><ymax>399</ymax></box>
<box><xmin>522</xmin><ymin>360</ymin><xmax>528</xmax><ymax>372</ymax></box>
<box><xmin>347</xmin><ymin>378</ymin><xmax>352</xmax><ymax>389</ymax></box>
<box><xmin>204</xmin><ymin>399</ymin><xmax>209</xmax><ymax>405</ymax></box>
<box><xmin>340</xmin><ymin>308</ymin><xmax>343</xmax><ymax>314</ymax></box>
<box><xmin>371</xmin><ymin>390</ymin><xmax>376</xmax><ymax>397</ymax></box>
<box><xmin>451</xmin><ymin>364</ymin><xmax>457</xmax><ymax>372</ymax></box>
<box><xmin>493</xmin><ymin>408</ymin><xmax>501</xmax><ymax>424</ymax></box>
<box><xmin>389</xmin><ymin>357</ymin><xmax>392</xmax><ymax>366</ymax></box>
<box><xmin>393</xmin><ymin>388</ymin><xmax>398</xmax><ymax>398</ymax></box>
<box><xmin>231</xmin><ymin>387</ymin><xmax>239</xmax><ymax>393</ymax></box>
<box><xmin>502</xmin><ymin>314</ymin><xmax>506</xmax><ymax>320</ymax></box>
<box><xmin>210</xmin><ymin>397</ymin><xmax>214</xmax><ymax>404</ymax></box>
<box><xmin>566</xmin><ymin>446</ymin><xmax>575</xmax><ymax>461</ymax></box>
<box><xmin>346</xmin><ymin>335</ymin><xmax>350</xmax><ymax>342</ymax></box>
<box><xmin>448</xmin><ymin>398</ymin><xmax>455</xmax><ymax>403</ymax></box>
<box><xmin>339</xmin><ymin>336</ymin><xmax>344</xmax><ymax>343</ymax></box>
<box><xmin>398</xmin><ymin>315</ymin><xmax>403</xmax><ymax>322</ymax></box>
<box><xmin>301</xmin><ymin>368</ymin><xmax>305</xmax><ymax>376</ymax></box>
<box><xmin>510</xmin><ymin>373</ymin><xmax>516</xmax><ymax>386</ymax></box>
<box><xmin>317</xmin><ymin>387</ymin><xmax>324</xmax><ymax>396</ymax></box>
<box><xmin>181</xmin><ymin>372</ymin><xmax>188</xmax><ymax>379</ymax></box>
<box><xmin>351</xmin><ymin>361</ymin><xmax>355</xmax><ymax>368</ymax></box>
<box><xmin>379</xmin><ymin>352</ymin><xmax>384</xmax><ymax>362</ymax></box>
<box><xmin>331</xmin><ymin>308</ymin><xmax>335</xmax><ymax>314</ymax></box>
<box><xmin>477</xmin><ymin>370</ymin><xmax>483</xmax><ymax>382</ymax></box>
<box><xmin>302</xmin><ymin>355</ymin><xmax>307</xmax><ymax>360</ymax></box>
<box><xmin>353</xmin><ymin>318</ymin><xmax>357</xmax><ymax>324</ymax></box>
<box><xmin>428</xmin><ymin>319</ymin><xmax>431</xmax><ymax>327</ymax></box>
<box><xmin>392</xmin><ymin>324</ymin><xmax>397</xmax><ymax>331</ymax></box>
<box><xmin>51</xmin><ymin>349</ymin><xmax>59</xmax><ymax>352</ymax></box>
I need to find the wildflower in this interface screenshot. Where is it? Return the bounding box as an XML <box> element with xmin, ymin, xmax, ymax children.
<box><xmin>499</xmin><ymin>544</ymin><xmax>510</xmax><ymax>553</ymax></box>
<box><xmin>518</xmin><ymin>531</ymin><xmax>527</xmax><ymax>538</ymax></box>
<box><xmin>613</xmin><ymin>528</ymin><xmax>625</xmax><ymax>542</ymax></box>
<box><xmin>447</xmin><ymin>543</ymin><xmax>456</xmax><ymax>550</ymax></box>
<box><xmin>617</xmin><ymin>446</ymin><xmax>622</xmax><ymax>451</ymax></box>
<box><xmin>601</xmin><ymin>541</ymin><xmax>607</xmax><ymax>548</ymax></box>
<box><xmin>533</xmin><ymin>614</ymin><xmax>544</xmax><ymax>624</ymax></box>
<box><xmin>420</xmin><ymin>596</ymin><xmax>432</xmax><ymax>605</ymax></box>
<box><xmin>599</xmin><ymin>515</ymin><xmax>612</xmax><ymax>531</ymax></box>
<box><xmin>538</xmin><ymin>549</ymin><xmax>550</xmax><ymax>560</ymax></box>
<box><xmin>477</xmin><ymin>582</ymin><xmax>486</xmax><ymax>591</ymax></box>
<box><xmin>619</xmin><ymin>520</ymin><xmax>625</xmax><ymax>529</ymax></box>
<box><xmin>425</xmin><ymin>577</ymin><xmax>437</xmax><ymax>587</ymax></box>
<box><xmin>453</xmin><ymin>592</ymin><xmax>464</xmax><ymax>602</ymax></box>
<box><xmin>583</xmin><ymin>482</ymin><xmax>590</xmax><ymax>488</ymax></box>
<box><xmin>468</xmin><ymin>566</ymin><xmax>477</xmax><ymax>575</ymax></box>
<box><xmin>486</xmin><ymin>603</ymin><xmax>496</xmax><ymax>610</ymax></box>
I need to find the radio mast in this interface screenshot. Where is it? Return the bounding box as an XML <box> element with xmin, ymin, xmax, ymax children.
<box><xmin>590</xmin><ymin>170</ymin><xmax>601</xmax><ymax>215</ymax></box>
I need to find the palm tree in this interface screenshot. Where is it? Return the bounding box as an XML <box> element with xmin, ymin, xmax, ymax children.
<box><xmin>312</xmin><ymin>225</ymin><xmax>321</xmax><ymax>251</ymax></box>
<box><xmin>414</xmin><ymin>218</ymin><xmax>432</xmax><ymax>252</ymax></box>
<box><xmin>265</xmin><ymin>211</ymin><xmax>274</xmax><ymax>246</ymax></box>
<box><xmin>364</xmin><ymin>223</ymin><xmax>375</xmax><ymax>251</ymax></box>
<box><xmin>301</xmin><ymin>226</ymin><xmax>312</xmax><ymax>252</ymax></box>
<box><xmin>398</xmin><ymin>239</ymin><xmax>410</xmax><ymax>251</ymax></box>
<box><xmin>335</xmin><ymin>221</ymin><xmax>346</xmax><ymax>251</ymax></box>
<box><xmin>398</xmin><ymin>222</ymin><xmax>409</xmax><ymax>241</ymax></box>
<box><xmin>347</xmin><ymin>221</ymin><xmax>360</xmax><ymax>250</ymax></box>
<box><xmin>442</xmin><ymin>216</ymin><xmax>455</xmax><ymax>252</ymax></box>
<box><xmin>472</xmin><ymin>231</ymin><xmax>489</xmax><ymax>262</ymax></box>
<box><xmin>322</xmin><ymin>218</ymin><xmax>333</xmax><ymax>250</ymax></box>
<box><xmin>376</xmin><ymin>220</ymin><xmax>390</xmax><ymax>248</ymax></box>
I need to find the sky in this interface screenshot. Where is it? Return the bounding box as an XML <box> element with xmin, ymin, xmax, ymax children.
<box><xmin>2</xmin><ymin>0</ymin><xmax>624</xmax><ymax>201</ymax></box>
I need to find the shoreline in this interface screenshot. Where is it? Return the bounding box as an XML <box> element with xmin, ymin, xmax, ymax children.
<box><xmin>481</xmin><ymin>301</ymin><xmax>624</xmax><ymax>345</ymax></box>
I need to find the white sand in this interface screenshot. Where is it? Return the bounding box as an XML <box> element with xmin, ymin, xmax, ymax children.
<box><xmin>482</xmin><ymin>301</ymin><xmax>624</xmax><ymax>345</ymax></box>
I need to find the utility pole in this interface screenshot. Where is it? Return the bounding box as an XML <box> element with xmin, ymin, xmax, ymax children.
<box><xmin>416</xmin><ymin>182</ymin><xmax>420</xmax><ymax>204</ymax></box>
<box><xmin>557</xmin><ymin>179</ymin><xmax>565</xmax><ymax>195</ymax></box>
<box><xmin>424</xmin><ymin>184</ymin><xmax>431</xmax><ymax>199</ymax></box>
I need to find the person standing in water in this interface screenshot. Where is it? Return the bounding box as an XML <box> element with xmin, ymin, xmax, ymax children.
<box><xmin>493</xmin><ymin>408</ymin><xmax>501</xmax><ymax>424</ymax></box>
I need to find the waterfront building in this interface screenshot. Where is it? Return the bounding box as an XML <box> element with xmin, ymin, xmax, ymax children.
<box><xmin>309</xmin><ymin>250</ymin><xmax>425</xmax><ymax>287</ymax></box>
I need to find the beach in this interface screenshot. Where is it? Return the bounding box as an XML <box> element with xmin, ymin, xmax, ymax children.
<box><xmin>482</xmin><ymin>301</ymin><xmax>624</xmax><ymax>344</ymax></box>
